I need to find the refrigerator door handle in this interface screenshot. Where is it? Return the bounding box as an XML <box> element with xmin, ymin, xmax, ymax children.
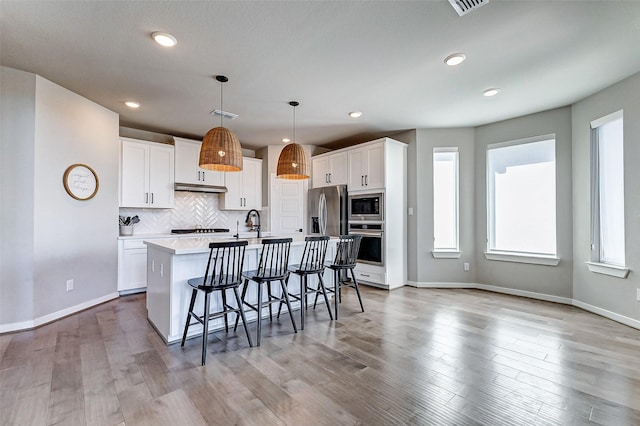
<box><xmin>319</xmin><ymin>192</ymin><xmax>327</xmax><ymax>235</ymax></box>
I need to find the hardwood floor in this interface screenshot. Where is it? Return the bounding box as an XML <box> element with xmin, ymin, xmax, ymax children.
<box><xmin>2</xmin><ymin>286</ymin><xmax>640</xmax><ymax>425</ymax></box>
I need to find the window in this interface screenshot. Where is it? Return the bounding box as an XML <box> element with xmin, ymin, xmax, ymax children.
<box><xmin>589</xmin><ymin>110</ymin><xmax>626</xmax><ymax>276</ymax></box>
<box><xmin>486</xmin><ymin>135</ymin><xmax>557</xmax><ymax>263</ymax></box>
<box><xmin>433</xmin><ymin>148</ymin><xmax>459</xmax><ymax>256</ymax></box>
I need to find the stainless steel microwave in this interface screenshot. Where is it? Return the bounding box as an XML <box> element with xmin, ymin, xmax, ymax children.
<box><xmin>348</xmin><ymin>193</ymin><xmax>383</xmax><ymax>221</ymax></box>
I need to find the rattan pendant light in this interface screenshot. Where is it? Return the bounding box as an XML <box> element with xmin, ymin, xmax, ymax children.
<box><xmin>277</xmin><ymin>101</ymin><xmax>310</xmax><ymax>180</ymax></box>
<box><xmin>199</xmin><ymin>75</ymin><xmax>243</xmax><ymax>172</ymax></box>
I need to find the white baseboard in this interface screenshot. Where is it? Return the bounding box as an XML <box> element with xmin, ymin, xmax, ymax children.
<box><xmin>0</xmin><ymin>292</ymin><xmax>119</xmax><ymax>334</ymax></box>
<box><xmin>405</xmin><ymin>281</ymin><xmax>639</xmax><ymax>331</ymax></box>
<box><xmin>407</xmin><ymin>281</ymin><xmax>476</xmax><ymax>289</ymax></box>
<box><xmin>572</xmin><ymin>299</ymin><xmax>640</xmax><ymax>330</ymax></box>
<box><xmin>475</xmin><ymin>283</ymin><xmax>573</xmax><ymax>305</ymax></box>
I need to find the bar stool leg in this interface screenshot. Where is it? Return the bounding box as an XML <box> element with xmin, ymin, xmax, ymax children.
<box><xmin>201</xmin><ymin>291</ymin><xmax>211</xmax><ymax>365</ymax></box>
<box><xmin>221</xmin><ymin>289</ymin><xmax>229</xmax><ymax>332</ymax></box>
<box><xmin>334</xmin><ymin>270</ymin><xmax>340</xmax><ymax>320</ymax></box>
<box><xmin>268</xmin><ymin>282</ymin><xmax>273</xmax><ymax>321</ymax></box>
<box><xmin>280</xmin><ymin>279</ymin><xmax>298</xmax><ymax>333</ymax></box>
<box><xmin>234</xmin><ymin>279</ymin><xmax>249</xmax><ymax>332</ymax></box>
<box><xmin>233</xmin><ymin>287</ymin><xmax>253</xmax><ymax>347</ymax></box>
<box><xmin>181</xmin><ymin>289</ymin><xmax>197</xmax><ymax>346</ymax></box>
<box><xmin>256</xmin><ymin>281</ymin><xmax>263</xmax><ymax>346</ymax></box>
<box><xmin>350</xmin><ymin>268</ymin><xmax>365</xmax><ymax>312</ymax></box>
<box><xmin>299</xmin><ymin>274</ymin><xmax>305</xmax><ymax>330</ymax></box>
<box><xmin>318</xmin><ymin>273</ymin><xmax>333</xmax><ymax>320</ymax></box>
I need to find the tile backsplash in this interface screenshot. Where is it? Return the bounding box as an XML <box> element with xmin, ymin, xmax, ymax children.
<box><xmin>119</xmin><ymin>192</ymin><xmax>255</xmax><ymax>234</ymax></box>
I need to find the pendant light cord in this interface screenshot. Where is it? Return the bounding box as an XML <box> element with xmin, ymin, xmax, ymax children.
<box><xmin>292</xmin><ymin>104</ymin><xmax>296</xmax><ymax>144</ymax></box>
<box><xmin>219</xmin><ymin>81</ymin><xmax>223</xmax><ymax>127</ymax></box>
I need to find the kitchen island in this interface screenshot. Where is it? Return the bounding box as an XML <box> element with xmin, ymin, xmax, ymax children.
<box><xmin>145</xmin><ymin>236</ymin><xmax>336</xmax><ymax>344</ymax></box>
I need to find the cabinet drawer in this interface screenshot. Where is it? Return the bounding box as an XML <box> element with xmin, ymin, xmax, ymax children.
<box><xmin>123</xmin><ymin>239</ymin><xmax>148</xmax><ymax>249</ymax></box>
<box><xmin>354</xmin><ymin>269</ymin><xmax>385</xmax><ymax>285</ymax></box>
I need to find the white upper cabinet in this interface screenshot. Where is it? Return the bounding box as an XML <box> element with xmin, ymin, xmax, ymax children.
<box><xmin>311</xmin><ymin>151</ymin><xmax>347</xmax><ymax>188</ymax></box>
<box><xmin>220</xmin><ymin>157</ymin><xmax>262</xmax><ymax>210</ymax></box>
<box><xmin>348</xmin><ymin>142</ymin><xmax>384</xmax><ymax>191</ymax></box>
<box><xmin>174</xmin><ymin>137</ymin><xmax>224</xmax><ymax>186</ymax></box>
<box><xmin>120</xmin><ymin>138</ymin><xmax>174</xmax><ymax>208</ymax></box>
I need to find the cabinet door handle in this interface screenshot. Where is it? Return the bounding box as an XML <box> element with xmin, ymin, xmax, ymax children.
<box><xmin>145</xmin><ymin>192</ymin><xmax>149</xmax><ymax>203</ymax></box>
<box><xmin>202</xmin><ymin>171</ymin><xmax>205</xmax><ymax>181</ymax></box>
<box><xmin>198</xmin><ymin>171</ymin><xmax>201</xmax><ymax>181</ymax></box>
<box><xmin>325</xmin><ymin>173</ymin><xmax>328</xmax><ymax>183</ymax></box>
<box><xmin>151</xmin><ymin>193</ymin><xmax>154</xmax><ymax>204</ymax></box>
<box><xmin>365</xmin><ymin>175</ymin><xmax>368</xmax><ymax>186</ymax></box>
<box><xmin>360</xmin><ymin>273</ymin><xmax>370</xmax><ymax>277</ymax></box>
<box><xmin>361</xmin><ymin>175</ymin><xmax>364</xmax><ymax>186</ymax></box>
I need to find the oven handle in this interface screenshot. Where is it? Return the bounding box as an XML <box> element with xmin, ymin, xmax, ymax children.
<box><xmin>349</xmin><ymin>230</ymin><xmax>383</xmax><ymax>237</ymax></box>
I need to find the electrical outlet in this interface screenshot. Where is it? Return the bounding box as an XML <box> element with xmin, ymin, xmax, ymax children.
<box><xmin>464</xmin><ymin>263</ymin><xmax>470</xmax><ymax>271</ymax></box>
<box><xmin>66</xmin><ymin>279</ymin><xmax>74</xmax><ymax>291</ymax></box>
<box><xmin>637</xmin><ymin>289</ymin><xmax>640</xmax><ymax>301</ymax></box>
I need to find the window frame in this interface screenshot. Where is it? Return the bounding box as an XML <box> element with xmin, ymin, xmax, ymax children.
<box><xmin>587</xmin><ymin>110</ymin><xmax>629</xmax><ymax>278</ymax></box>
<box><xmin>432</xmin><ymin>147</ymin><xmax>460</xmax><ymax>258</ymax></box>
<box><xmin>485</xmin><ymin>134</ymin><xmax>560</xmax><ymax>266</ymax></box>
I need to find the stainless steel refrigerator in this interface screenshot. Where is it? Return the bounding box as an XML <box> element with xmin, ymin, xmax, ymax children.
<box><xmin>308</xmin><ymin>185</ymin><xmax>348</xmax><ymax>237</ymax></box>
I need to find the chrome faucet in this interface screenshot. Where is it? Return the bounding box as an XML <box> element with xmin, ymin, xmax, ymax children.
<box><xmin>245</xmin><ymin>209</ymin><xmax>261</xmax><ymax>238</ymax></box>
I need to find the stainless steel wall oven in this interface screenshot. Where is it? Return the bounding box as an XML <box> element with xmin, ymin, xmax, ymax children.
<box><xmin>348</xmin><ymin>222</ymin><xmax>384</xmax><ymax>266</ymax></box>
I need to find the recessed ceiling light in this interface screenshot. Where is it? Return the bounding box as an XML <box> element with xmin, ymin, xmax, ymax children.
<box><xmin>125</xmin><ymin>101</ymin><xmax>140</xmax><ymax>109</ymax></box>
<box><xmin>483</xmin><ymin>88</ymin><xmax>500</xmax><ymax>97</ymax></box>
<box><xmin>282</xmin><ymin>138</ymin><xmax>291</xmax><ymax>143</ymax></box>
<box><xmin>152</xmin><ymin>32</ymin><xmax>177</xmax><ymax>47</ymax></box>
<box><xmin>349</xmin><ymin>111</ymin><xmax>362</xmax><ymax>118</ymax></box>
<box><xmin>444</xmin><ymin>53</ymin><xmax>466</xmax><ymax>66</ymax></box>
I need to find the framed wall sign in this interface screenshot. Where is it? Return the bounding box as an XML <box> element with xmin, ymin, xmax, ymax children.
<box><xmin>63</xmin><ymin>163</ymin><xmax>99</xmax><ymax>200</ymax></box>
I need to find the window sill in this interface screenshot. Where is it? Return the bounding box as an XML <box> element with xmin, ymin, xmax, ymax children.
<box><xmin>586</xmin><ymin>262</ymin><xmax>629</xmax><ymax>278</ymax></box>
<box><xmin>484</xmin><ymin>251</ymin><xmax>560</xmax><ymax>266</ymax></box>
<box><xmin>432</xmin><ymin>250</ymin><xmax>462</xmax><ymax>259</ymax></box>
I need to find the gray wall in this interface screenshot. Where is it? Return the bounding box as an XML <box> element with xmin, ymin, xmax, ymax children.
<box><xmin>1</xmin><ymin>67</ymin><xmax>36</xmax><ymax>325</ymax></box>
<box><xmin>397</xmin><ymin>128</ymin><xmax>476</xmax><ymax>284</ymax></box>
<box><xmin>572</xmin><ymin>72</ymin><xmax>640</xmax><ymax>321</ymax></box>
<box><xmin>1</xmin><ymin>67</ymin><xmax>119</xmax><ymax>327</ymax></box>
<box><xmin>474</xmin><ymin>107</ymin><xmax>574</xmax><ymax>298</ymax></box>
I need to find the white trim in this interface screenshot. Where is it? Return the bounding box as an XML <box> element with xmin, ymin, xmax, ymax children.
<box><xmin>487</xmin><ymin>133</ymin><xmax>556</xmax><ymax>150</ymax></box>
<box><xmin>433</xmin><ymin>146</ymin><xmax>459</xmax><ymax>153</ymax></box>
<box><xmin>590</xmin><ymin>109</ymin><xmax>623</xmax><ymax>129</ymax></box>
<box><xmin>431</xmin><ymin>251</ymin><xmax>462</xmax><ymax>259</ymax></box>
<box><xmin>475</xmin><ymin>283</ymin><xmax>573</xmax><ymax>305</ymax></box>
<box><xmin>0</xmin><ymin>292</ymin><xmax>119</xmax><ymax>334</ymax></box>
<box><xmin>405</xmin><ymin>281</ymin><xmax>639</xmax><ymax>330</ymax></box>
<box><xmin>573</xmin><ymin>299</ymin><xmax>640</xmax><ymax>330</ymax></box>
<box><xmin>406</xmin><ymin>281</ymin><xmax>475</xmax><ymax>289</ymax></box>
<box><xmin>585</xmin><ymin>261</ymin><xmax>630</xmax><ymax>278</ymax></box>
<box><xmin>484</xmin><ymin>251</ymin><xmax>560</xmax><ymax>266</ymax></box>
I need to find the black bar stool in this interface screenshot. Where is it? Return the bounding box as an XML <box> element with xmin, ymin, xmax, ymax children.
<box><xmin>181</xmin><ymin>240</ymin><xmax>253</xmax><ymax>365</ymax></box>
<box><xmin>235</xmin><ymin>238</ymin><xmax>298</xmax><ymax>346</ymax></box>
<box><xmin>322</xmin><ymin>235</ymin><xmax>364</xmax><ymax>320</ymax></box>
<box><xmin>278</xmin><ymin>235</ymin><xmax>332</xmax><ymax>330</ymax></box>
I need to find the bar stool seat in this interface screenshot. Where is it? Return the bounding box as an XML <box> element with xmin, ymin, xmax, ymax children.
<box><xmin>181</xmin><ymin>240</ymin><xmax>253</xmax><ymax>365</ymax></box>
<box><xmin>234</xmin><ymin>238</ymin><xmax>298</xmax><ymax>346</ymax></box>
<box><xmin>322</xmin><ymin>235</ymin><xmax>364</xmax><ymax>320</ymax></box>
<box><xmin>278</xmin><ymin>236</ymin><xmax>333</xmax><ymax>330</ymax></box>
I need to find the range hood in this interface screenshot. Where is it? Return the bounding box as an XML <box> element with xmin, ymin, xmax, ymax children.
<box><xmin>174</xmin><ymin>182</ymin><xmax>227</xmax><ymax>193</ymax></box>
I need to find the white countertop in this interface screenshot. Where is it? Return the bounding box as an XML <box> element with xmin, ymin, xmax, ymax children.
<box><xmin>144</xmin><ymin>234</ymin><xmax>311</xmax><ymax>255</ymax></box>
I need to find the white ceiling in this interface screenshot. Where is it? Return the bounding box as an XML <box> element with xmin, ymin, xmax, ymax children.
<box><xmin>2</xmin><ymin>1</ymin><xmax>639</xmax><ymax>150</ymax></box>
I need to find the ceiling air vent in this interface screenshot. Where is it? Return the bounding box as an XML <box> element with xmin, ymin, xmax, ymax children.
<box><xmin>448</xmin><ymin>0</ymin><xmax>489</xmax><ymax>16</ymax></box>
<box><xmin>210</xmin><ymin>109</ymin><xmax>239</xmax><ymax>120</ymax></box>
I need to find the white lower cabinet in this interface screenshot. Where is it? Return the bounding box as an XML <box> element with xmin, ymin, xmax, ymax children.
<box><xmin>353</xmin><ymin>263</ymin><xmax>386</xmax><ymax>287</ymax></box>
<box><xmin>118</xmin><ymin>239</ymin><xmax>148</xmax><ymax>293</ymax></box>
